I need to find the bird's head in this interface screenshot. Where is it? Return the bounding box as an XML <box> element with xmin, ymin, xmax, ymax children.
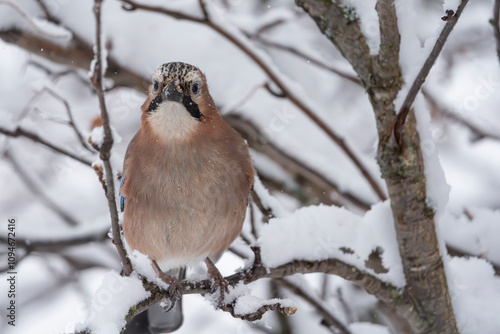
<box><xmin>141</xmin><ymin>62</ymin><xmax>218</xmax><ymax>142</ymax></box>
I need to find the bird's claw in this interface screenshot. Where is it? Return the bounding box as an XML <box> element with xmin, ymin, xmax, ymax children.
<box><xmin>152</xmin><ymin>260</ymin><xmax>184</xmax><ymax>300</ymax></box>
<box><xmin>205</xmin><ymin>257</ymin><xmax>229</xmax><ymax>306</ymax></box>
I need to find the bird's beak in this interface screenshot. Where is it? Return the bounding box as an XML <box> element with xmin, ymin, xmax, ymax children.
<box><xmin>161</xmin><ymin>81</ymin><xmax>184</xmax><ymax>103</ymax></box>
<box><xmin>147</xmin><ymin>81</ymin><xmax>185</xmax><ymax>114</ymax></box>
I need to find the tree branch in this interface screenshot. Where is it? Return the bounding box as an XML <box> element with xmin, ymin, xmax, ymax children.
<box><xmin>0</xmin><ymin>229</ymin><xmax>109</xmax><ymax>252</ymax></box>
<box><xmin>42</xmin><ymin>88</ymin><xmax>95</xmax><ymax>152</ymax></box>
<box><xmin>0</xmin><ymin>126</ymin><xmax>92</xmax><ymax>166</ymax></box>
<box><xmin>90</xmin><ymin>0</ymin><xmax>132</xmax><ymax>276</ymax></box>
<box><xmin>248</xmin><ymin>34</ymin><xmax>361</xmax><ymax>85</ymax></box>
<box><xmin>296</xmin><ymin>1</ymin><xmax>460</xmax><ymax>332</ymax></box>
<box><xmin>394</xmin><ymin>1</ymin><xmax>470</xmax><ymax>146</ymax></box>
<box><xmin>34</xmin><ymin>0</ymin><xmax>61</xmax><ymax>24</ymax></box>
<box><xmin>121</xmin><ymin>257</ymin><xmax>401</xmax><ymax>327</ymax></box>
<box><xmin>276</xmin><ymin>278</ymin><xmax>352</xmax><ymax>334</ymax></box>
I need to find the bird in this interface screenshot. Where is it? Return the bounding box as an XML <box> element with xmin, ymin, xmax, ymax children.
<box><xmin>120</xmin><ymin>62</ymin><xmax>255</xmax><ymax>333</ymax></box>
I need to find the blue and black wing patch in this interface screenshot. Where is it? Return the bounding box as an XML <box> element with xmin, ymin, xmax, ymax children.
<box><xmin>119</xmin><ymin>177</ymin><xmax>126</xmax><ymax>212</ymax></box>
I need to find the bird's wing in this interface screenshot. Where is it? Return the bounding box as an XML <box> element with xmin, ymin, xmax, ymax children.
<box><xmin>119</xmin><ymin>177</ymin><xmax>126</xmax><ymax>212</ymax></box>
<box><xmin>120</xmin><ymin>134</ymin><xmax>138</xmax><ymax>213</ymax></box>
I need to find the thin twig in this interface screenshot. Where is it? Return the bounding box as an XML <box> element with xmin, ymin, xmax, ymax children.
<box><xmin>119</xmin><ymin>0</ymin><xmax>386</xmax><ymax>201</ymax></box>
<box><xmin>250</xmin><ymin>202</ymin><xmax>258</xmax><ymax>240</ymax></box>
<box><xmin>422</xmin><ymin>88</ymin><xmax>500</xmax><ymax>142</ymax></box>
<box><xmin>27</xmin><ymin>60</ymin><xmax>90</xmax><ymax>88</ymax></box>
<box><xmin>34</xmin><ymin>0</ymin><xmax>60</xmax><ymax>24</ymax></box>
<box><xmin>263</xmin><ymin>82</ymin><xmax>285</xmax><ymax>98</ymax></box>
<box><xmin>254</xmin><ymin>18</ymin><xmax>288</xmax><ymax>36</ymax></box>
<box><xmin>321</xmin><ymin>274</ymin><xmax>329</xmax><ymax>300</ymax></box>
<box><xmin>492</xmin><ymin>0</ymin><xmax>500</xmax><ymax>65</ymax></box>
<box><xmin>0</xmin><ymin>126</ymin><xmax>92</xmax><ymax>166</ymax></box>
<box><xmin>253</xmin><ymin>10</ymin><xmax>306</xmax><ymax>37</ymax></box>
<box><xmin>0</xmin><ymin>249</ymin><xmax>31</xmax><ymax>273</ymax></box>
<box><xmin>337</xmin><ymin>287</ymin><xmax>354</xmax><ymax>324</ymax></box>
<box><xmin>43</xmin><ymin>88</ymin><xmax>95</xmax><ymax>152</ymax></box>
<box><xmin>221</xmin><ymin>82</ymin><xmax>266</xmax><ymax>114</ymax></box>
<box><xmin>0</xmin><ymin>229</ymin><xmax>109</xmax><ymax>251</ymax></box>
<box><xmin>198</xmin><ymin>0</ymin><xmax>209</xmax><ymax>20</ymax></box>
<box><xmin>90</xmin><ymin>0</ymin><xmax>132</xmax><ymax>276</ymax></box>
<box><xmin>277</xmin><ymin>278</ymin><xmax>352</xmax><ymax>334</ymax></box>
<box><xmin>3</xmin><ymin>149</ymin><xmax>79</xmax><ymax>226</ymax></box>
<box><xmin>250</xmin><ymin>35</ymin><xmax>361</xmax><ymax>85</ymax></box>
<box><xmin>228</xmin><ymin>246</ymin><xmax>249</xmax><ymax>260</ymax></box>
<box><xmin>394</xmin><ymin>0</ymin><xmax>470</xmax><ymax>145</ymax></box>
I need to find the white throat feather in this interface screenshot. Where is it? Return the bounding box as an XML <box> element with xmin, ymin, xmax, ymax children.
<box><xmin>148</xmin><ymin>102</ymin><xmax>198</xmax><ymax>141</ymax></box>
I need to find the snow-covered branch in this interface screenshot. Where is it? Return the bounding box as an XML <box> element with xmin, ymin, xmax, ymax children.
<box><xmin>74</xmin><ymin>254</ymin><xmax>397</xmax><ymax>334</ymax></box>
<box><xmin>294</xmin><ymin>1</ymin><xmax>470</xmax><ymax>333</ymax></box>
<box><xmin>89</xmin><ymin>0</ymin><xmax>132</xmax><ymax>276</ymax></box>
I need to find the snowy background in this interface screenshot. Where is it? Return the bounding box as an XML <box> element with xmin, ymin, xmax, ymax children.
<box><xmin>0</xmin><ymin>0</ymin><xmax>500</xmax><ymax>333</ymax></box>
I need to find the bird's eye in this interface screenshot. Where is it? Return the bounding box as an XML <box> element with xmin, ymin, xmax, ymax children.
<box><xmin>191</xmin><ymin>83</ymin><xmax>199</xmax><ymax>95</ymax></box>
<box><xmin>153</xmin><ymin>81</ymin><xmax>159</xmax><ymax>92</ymax></box>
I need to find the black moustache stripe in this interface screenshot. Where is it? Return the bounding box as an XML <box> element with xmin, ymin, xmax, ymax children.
<box><xmin>147</xmin><ymin>92</ymin><xmax>202</xmax><ymax>120</ymax></box>
<box><xmin>182</xmin><ymin>95</ymin><xmax>202</xmax><ymax>120</ymax></box>
<box><xmin>147</xmin><ymin>94</ymin><xmax>163</xmax><ymax>113</ymax></box>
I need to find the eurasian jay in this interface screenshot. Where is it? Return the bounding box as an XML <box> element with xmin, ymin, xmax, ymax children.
<box><xmin>120</xmin><ymin>62</ymin><xmax>254</xmax><ymax>333</ymax></box>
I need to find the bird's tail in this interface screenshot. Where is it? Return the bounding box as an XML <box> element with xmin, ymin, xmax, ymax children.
<box><xmin>124</xmin><ymin>267</ymin><xmax>185</xmax><ymax>334</ymax></box>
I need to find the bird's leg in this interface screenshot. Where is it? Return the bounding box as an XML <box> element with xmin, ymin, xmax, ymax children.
<box><xmin>152</xmin><ymin>260</ymin><xmax>183</xmax><ymax>302</ymax></box>
<box><xmin>205</xmin><ymin>257</ymin><xmax>229</xmax><ymax>306</ymax></box>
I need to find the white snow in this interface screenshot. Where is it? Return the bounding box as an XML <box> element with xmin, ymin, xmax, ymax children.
<box><xmin>233</xmin><ymin>294</ymin><xmax>296</xmax><ymax>316</ymax></box>
<box><xmin>258</xmin><ymin>201</ymin><xmax>405</xmax><ymax>287</ymax></box>
<box><xmin>89</xmin><ymin>126</ymin><xmax>105</xmax><ymax>147</ymax></box>
<box><xmin>447</xmin><ymin>257</ymin><xmax>500</xmax><ymax>334</ymax></box>
<box><xmin>343</xmin><ymin>0</ymin><xmax>380</xmax><ymax>55</ymax></box>
<box><xmin>76</xmin><ymin>271</ymin><xmax>150</xmax><ymax>334</ymax></box>
<box><xmin>31</xmin><ymin>17</ymin><xmax>73</xmax><ymax>40</ymax></box>
<box><xmin>413</xmin><ymin>95</ymin><xmax>450</xmax><ymax>221</ymax></box>
<box><xmin>440</xmin><ymin>207</ymin><xmax>500</xmax><ymax>265</ymax></box>
<box><xmin>443</xmin><ymin>0</ymin><xmax>462</xmax><ymax>11</ymax></box>
<box><xmin>128</xmin><ymin>249</ymin><xmax>171</xmax><ymax>291</ymax></box>
<box><xmin>253</xmin><ymin>174</ymin><xmax>289</xmax><ymax>218</ymax></box>
<box><xmin>89</xmin><ymin>42</ymin><xmax>109</xmax><ymax>82</ymax></box>
<box><xmin>349</xmin><ymin>322</ymin><xmax>391</xmax><ymax>334</ymax></box>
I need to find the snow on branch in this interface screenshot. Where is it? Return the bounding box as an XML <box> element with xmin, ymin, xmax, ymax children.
<box><xmin>258</xmin><ymin>201</ymin><xmax>404</xmax><ymax>288</ymax></box>
<box><xmin>0</xmin><ymin>0</ymin><xmax>72</xmax><ymax>41</ymax></box>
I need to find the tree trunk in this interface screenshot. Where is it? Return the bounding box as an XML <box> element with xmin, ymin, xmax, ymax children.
<box><xmin>295</xmin><ymin>1</ymin><xmax>459</xmax><ymax>332</ymax></box>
